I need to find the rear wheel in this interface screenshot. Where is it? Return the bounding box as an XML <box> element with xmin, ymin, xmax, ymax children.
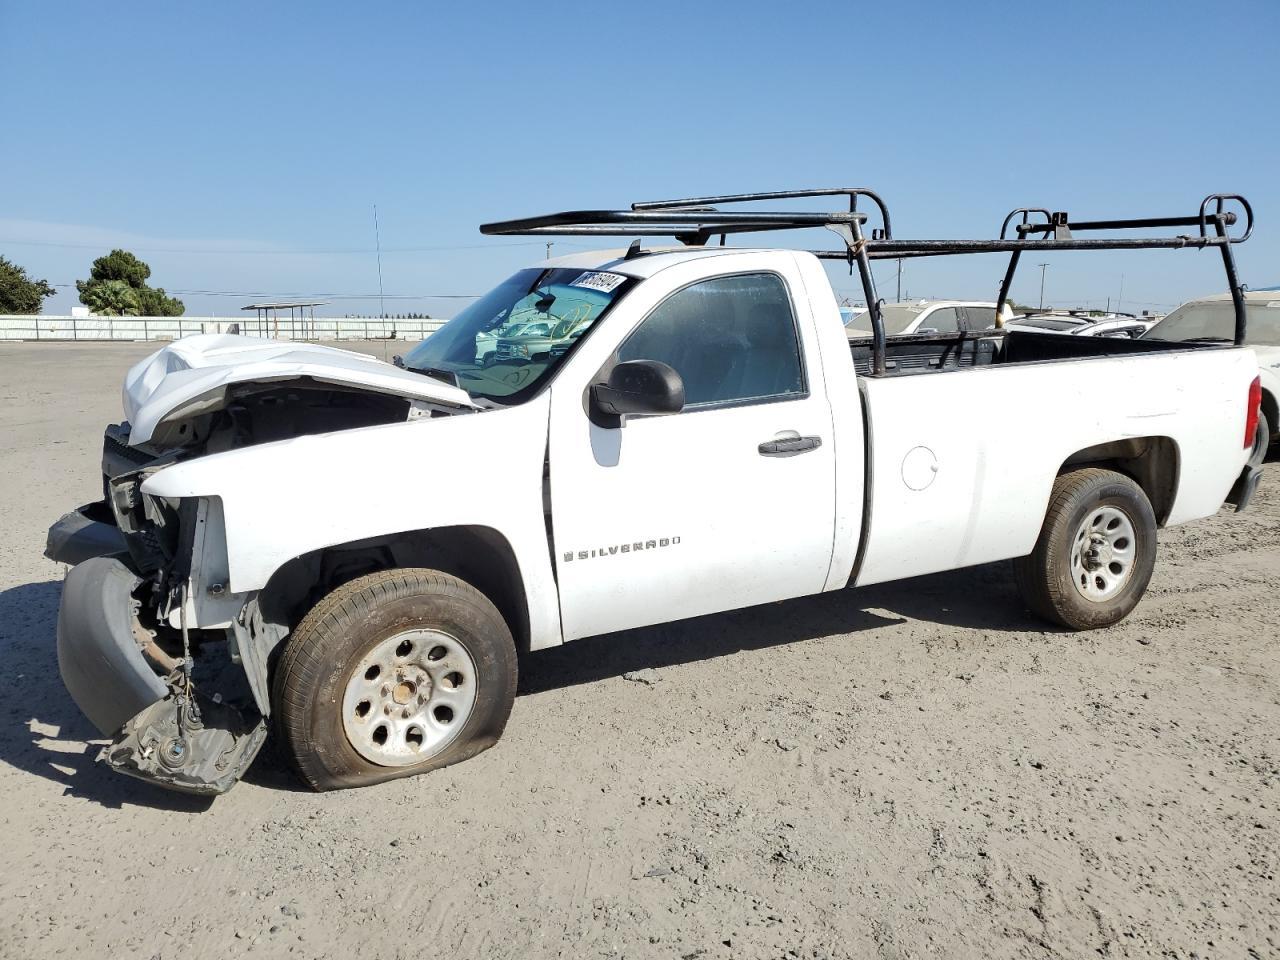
<box><xmin>1014</xmin><ymin>468</ymin><xmax>1157</xmax><ymax>630</ymax></box>
<box><xmin>273</xmin><ymin>568</ymin><xmax>517</xmax><ymax>791</ymax></box>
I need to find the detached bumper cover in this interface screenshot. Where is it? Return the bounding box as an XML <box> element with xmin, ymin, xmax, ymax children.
<box><xmin>56</xmin><ymin>557</ymin><xmax>167</xmax><ymax>736</ymax></box>
<box><xmin>45</xmin><ymin>503</ymin><xmax>128</xmax><ymax>566</ymax></box>
<box><xmin>56</xmin><ymin>555</ymin><xmax>268</xmax><ymax>795</ymax></box>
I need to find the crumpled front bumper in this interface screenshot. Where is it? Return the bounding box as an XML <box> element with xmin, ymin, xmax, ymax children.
<box><xmin>56</xmin><ymin>556</ymin><xmax>168</xmax><ymax>735</ymax></box>
<box><xmin>54</xmin><ymin>554</ymin><xmax>267</xmax><ymax>795</ymax></box>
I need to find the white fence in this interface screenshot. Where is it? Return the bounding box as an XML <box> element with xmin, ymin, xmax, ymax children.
<box><xmin>0</xmin><ymin>315</ymin><xmax>445</xmax><ymax>342</ymax></box>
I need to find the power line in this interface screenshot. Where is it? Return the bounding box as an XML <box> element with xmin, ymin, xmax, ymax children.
<box><xmin>0</xmin><ymin>238</ymin><xmax>547</xmax><ymax>255</ymax></box>
<box><xmin>48</xmin><ymin>283</ymin><xmax>478</xmax><ymax>300</ymax></box>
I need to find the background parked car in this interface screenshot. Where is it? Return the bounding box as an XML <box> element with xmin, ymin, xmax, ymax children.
<box><xmin>844</xmin><ymin>299</ymin><xmax>1012</xmax><ymax>339</ymax></box>
<box><xmin>1005</xmin><ymin>311</ymin><xmax>1155</xmax><ymax>339</ymax></box>
<box><xmin>488</xmin><ymin>321</ymin><xmax>555</xmax><ymax>363</ymax></box>
<box><xmin>1142</xmin><ymin>291</ymin><xmax>1280</xmax><ymax>465</ymax></box>
<box><xmin>839</xmin><ymin>306</ymin><xmax>867</xmax><ymax>331</ymax></box>
<box><xmin>475</xmin><ymin>320</ymin><xmax>547</xmax><ymax>365</ymax></box>
<box><xmin>494</xmin><ymin>316</ymin><xmax>586</xmax><ymax>362</ymax></box>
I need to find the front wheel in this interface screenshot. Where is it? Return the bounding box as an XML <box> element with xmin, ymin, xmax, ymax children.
<box><xmin>1013</xmin><ymin>468</ymin><xmax>1157</xmax><ymax>630</ymax></box>
<box><xmin>272</xmin><ymin>569</ymin><xmax>517</xmax><ymax>791</ymax></box>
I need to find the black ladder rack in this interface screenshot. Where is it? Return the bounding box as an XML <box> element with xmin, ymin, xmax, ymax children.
<box><xmin>480</xmin><ymin>189</ymin><xmax>1253</xmax><ymax>375</ymax></box>
<box><xmin>482</xmin><ymin>188</ymin><xmax>892</xmax><ymax>247</ymax></box>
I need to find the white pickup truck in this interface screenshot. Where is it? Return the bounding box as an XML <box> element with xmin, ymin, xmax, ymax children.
<box><xmin>47</xmin><ymin>189</ymin><xmax>1263</xmax><ymax>795</ymax></box>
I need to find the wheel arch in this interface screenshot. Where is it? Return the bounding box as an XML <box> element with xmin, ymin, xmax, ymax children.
<box><xmin>1058</xmin><ymin>435</ymin><xmax>1180</xmax><ymax>527</ymax></box>
<box><xmin>258</xmin><ymin>524</ymin><xmax>532</xmax><ymax>653</ymax></box>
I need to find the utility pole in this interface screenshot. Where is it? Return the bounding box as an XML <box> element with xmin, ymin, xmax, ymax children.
<box><xmin>896</xmin><ymin>258</ymin><xmax>903</xmax><ymax>302</ymax></box>
<box><xmin>1117</xmin><ymin>273</ymin><xmax>1125</xmax><ymax>315</ymax></box>
<box><xmin>546</xmin><ymin>241</ymin><xmax>554</xmax><ymax>261</ymax></box>
<box><xmin>1038</xmin><ymin>263</ymin><xmax>1049</xmax><ymax>310</ymax></box>
<box><xmin>372</xmin><ymin>204</ymin><xmax>386</xmax><ymax>320</ymax></box>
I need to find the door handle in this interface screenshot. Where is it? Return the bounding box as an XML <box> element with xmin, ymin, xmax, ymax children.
<box><xmin>758</xmin><ymin>435</ymin><xmax>822</xmax><ymax>456</ymax></box>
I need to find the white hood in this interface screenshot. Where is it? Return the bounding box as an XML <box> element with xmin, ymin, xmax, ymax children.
<box><xmin>122</xmin><ymin>334</ymin><xmax>477</xmax><ymax>445</ymax></box>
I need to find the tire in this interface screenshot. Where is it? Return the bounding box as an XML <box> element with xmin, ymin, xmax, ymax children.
<box><xmin>1249</xmin><ymin>410</ymin><xmax>1271</xmax><ymax>469</ymax></box>
<box><xmin>272</xmin><ymin>568</ymin><xmax>517</xmax><ymax>792</ymax></box>
<box><xmin>1013</xmin><ymin>468</ymin><xmax>1157</xmax><ymax>631</ymax></box>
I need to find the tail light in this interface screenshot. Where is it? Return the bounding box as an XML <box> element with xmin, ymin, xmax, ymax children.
<box><xmin>1244</xmin><ymin>375</ymin><xmax>1262</xmax><ymax>449</ymax></box>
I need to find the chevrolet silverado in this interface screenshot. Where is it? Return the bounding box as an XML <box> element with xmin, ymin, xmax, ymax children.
<box><xmin>45</xmin><ymin>188</ymin><xmax>1262</xmax><ymax>794</ymax></box>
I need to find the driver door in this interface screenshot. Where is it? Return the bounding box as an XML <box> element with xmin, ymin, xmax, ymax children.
<box><xmin>547</xmin><ymin>262</ymin><xmax>837</xmax><ymax>641</ymax></box>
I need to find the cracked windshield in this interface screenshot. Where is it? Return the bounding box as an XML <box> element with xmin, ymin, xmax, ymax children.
<box><xmin>400</xmin><ymin>267</ymin><xmax>633</xmax><ymax>401</ymax></box>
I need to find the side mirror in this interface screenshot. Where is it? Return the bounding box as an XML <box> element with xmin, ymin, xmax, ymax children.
<box><xmin>589</xmin><ymin>360</ymin><xmax>685</xmax><ymax>427</ymax></box>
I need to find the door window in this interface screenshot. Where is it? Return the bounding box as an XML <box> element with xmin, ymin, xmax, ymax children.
<box><xmin>960</xmin><ymin>306</ymin><xmax>996</xmax><ymax>331</ymax></box>
<box><xmin>616</xmin><ymin>274</ymin><xmax>805</xmax><ymax>408</ymax></box>
<box><xmin>918</xmin><ymin>306</ymin><xmax>960</xmax><ymax>333</ymax></box>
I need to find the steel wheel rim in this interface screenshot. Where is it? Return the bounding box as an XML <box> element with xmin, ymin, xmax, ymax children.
<box><xmin>1070</xmin><ymin>505</ymin><xmax>1137</xmax><ymax>602</ymax></box>
<box><xmin>341</xmin><ymin>628</ymin><xmax>478</xmax><ymax>766</ymax></box>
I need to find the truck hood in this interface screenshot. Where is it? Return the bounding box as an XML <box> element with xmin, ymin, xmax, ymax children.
<box><xmin>140</xmin><ymin>392</ymin><xmax>554</xmax><ymax>595</ymax></box>
<box><xmin>122</xmin><ymin>334</ymin><xmax>478</xmax><ymax>446</ymax></box>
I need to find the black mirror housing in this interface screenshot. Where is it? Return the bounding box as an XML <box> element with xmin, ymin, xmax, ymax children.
<box><xmin>589</xmin><ymin>360</ymin><xmax>685</xmax><ymax>426</ymax></box>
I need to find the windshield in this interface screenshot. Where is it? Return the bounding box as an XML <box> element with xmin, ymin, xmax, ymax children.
<box><xmin>845</xmin><ymin>303</ymin><xmax>927</xmax><ymax>336</ymax></box>
<box><xmin>1142</xmin><ymin>299</ymin><xmax>1280</xmax><ymax>347</ymax></box>
<box><xmin>400</xmin><ymin>267</ymin><xmax>634</xmax><ymax>402</ymax></box>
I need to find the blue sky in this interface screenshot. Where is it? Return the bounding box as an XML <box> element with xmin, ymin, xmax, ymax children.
<box><xmin>2</xmin><ymin>0</ymin><xmax>1276</xmax><ymax>317</ymax></box>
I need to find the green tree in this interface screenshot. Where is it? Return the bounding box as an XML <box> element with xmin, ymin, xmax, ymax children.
<box><xmin>82</xmin><ymin>249</ymin><xmax>150</xmax><ymax>288</ymax></box>
<box><xmin>80</xmin><ymin>279</ymin><xmax>141</xmax><ymax>316</ymax></box>
<box><xmin>77</xmin><ymin>248</ymin><xmax>184</xmax><ymax>316</ymax></box>
<box><xmin>137</xmin><ymin>286</ymin><xmax>185</xmax><ymax>316</ymax></box>
<box><xmin>0</xmin><ymin>256</ymin><xmax>56</xmax><ymax>314</ymax></box>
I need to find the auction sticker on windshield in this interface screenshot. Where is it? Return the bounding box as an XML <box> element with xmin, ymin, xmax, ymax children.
<box><xmin>570</xmin><ymin>271</ymin><xmax>627</xmax><ymax>293</ymax></box>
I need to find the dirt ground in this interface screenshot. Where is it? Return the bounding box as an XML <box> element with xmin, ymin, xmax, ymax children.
<box><xmin>0</xmin><ymin>340</ymin><xmax>1276</xmax><ymax>960</ymax></box>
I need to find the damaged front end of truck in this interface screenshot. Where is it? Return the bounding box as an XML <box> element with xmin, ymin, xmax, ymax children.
<box><xmin>46</xmin><ymin>335</ymin><xmax>479</xmax><ymax>794</ymax></box>
<box><xmin>50</xmin><ymin>432</ymin><xmax>272</xmax><ymax>794</ymax></box>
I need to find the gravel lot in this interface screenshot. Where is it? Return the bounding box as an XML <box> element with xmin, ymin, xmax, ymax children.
<box><xmin>0</xmin><ymin>340</ymin><xmax>1276</xmax><ymax>960</ymax></box>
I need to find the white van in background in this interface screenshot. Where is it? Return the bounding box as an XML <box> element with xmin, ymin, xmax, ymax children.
<box><xmin>843</xmin><ymin>299</ymin><xmax>1013</xmax><ymax>339</ymax></box>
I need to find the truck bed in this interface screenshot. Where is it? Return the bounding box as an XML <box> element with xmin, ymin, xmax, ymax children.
<box><xmin>849</xmin><ymin>329</ymin><xmax>1206</xmax><ymax>377</ymax></box>
<box><xmin>849</xmin><ymin>337</ymin><xmax>1256</xmax><ymax>588</ymax></box>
